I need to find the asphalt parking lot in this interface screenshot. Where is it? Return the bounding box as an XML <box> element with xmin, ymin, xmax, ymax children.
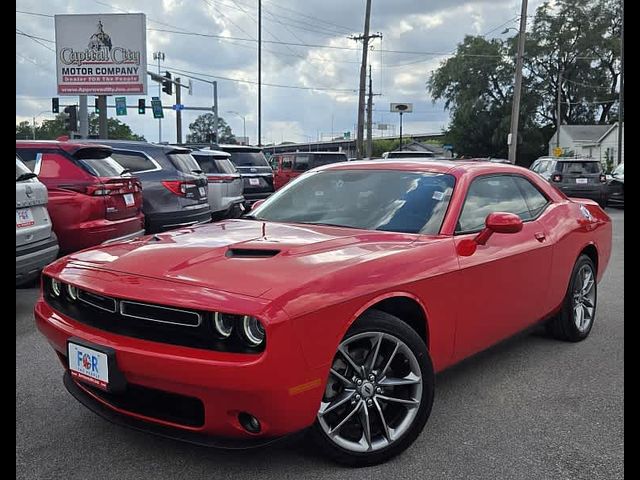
<box><xmin>16</xmin><ymin>209</ymin><xmax>624</xmax><ymax>480</ymax></box>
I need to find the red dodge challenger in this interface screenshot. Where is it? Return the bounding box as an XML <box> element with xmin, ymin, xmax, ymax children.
<box><xmin>35</xmin><ymin>160</ymin><xmax>611</xmax><ymax>466</ymax></box>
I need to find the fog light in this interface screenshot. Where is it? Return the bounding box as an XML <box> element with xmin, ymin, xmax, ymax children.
<box><xmin>51</xmin><ymin>279</ymin><xmax>62</xmax><ymax>297</ymax></box>
<box><xmin>67</xmin><ymin>284</ymin><xmax>78</xmax><ymax>301</ymax></box>
<box><xmin>238</xmin><ymin>412</ymin><xmax>261</xmax><ymax>433</ymax></box>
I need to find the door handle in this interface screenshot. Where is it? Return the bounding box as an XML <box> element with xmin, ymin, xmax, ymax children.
<box><xmin>534</xmin><ymin>232</ymin><xmax>546</xmax><ymax>242</ymax></box>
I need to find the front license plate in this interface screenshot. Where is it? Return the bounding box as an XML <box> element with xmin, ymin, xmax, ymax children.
<box><xmin>123</xmin><ymin>193</ymin><xmax>135</xmax><ymax>206</ymax></box>
<box><xmin>16</xmin><ymin>208</ymin><xmax>35</xmax><ymax>228</ymax></box>
<box><xmin>249</xmin><ymin>178</ymin><xmax>260</xmax><ymax>186</ymax></box>
<box><xmin>198</xmin><ymin>186</ymin><xmax>206</xmax><ymax>197</ymax></box>
<box><xmin>576</xmin><ymin>178</ymin><xmax>588</xmax><ymax>184</ymax></box>
<box><xmin>68</xmin><ymin>342</ymin><xmax>109</xmax><ymax>390</ymax></box>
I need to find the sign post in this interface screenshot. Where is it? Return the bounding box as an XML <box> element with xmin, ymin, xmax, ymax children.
<box><xmin>151</xmin><ymin>97</ymin><xmax>163</xmax><ymax>119</ymax></box>
<box><xmin>115</xmin><ymin>96</ymin><xmax>127</xmax><ymax>116</ymax></box>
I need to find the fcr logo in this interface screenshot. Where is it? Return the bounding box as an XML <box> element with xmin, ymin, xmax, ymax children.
<box><xmin>82</xmin><ymin>354</ymin><xmax>91</xmax><ymax>370</ymax></box>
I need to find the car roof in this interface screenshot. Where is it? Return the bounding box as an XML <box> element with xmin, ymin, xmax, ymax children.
<box><xmin>215</xmin><ymin>144</ymin><xmax>262</xmax><ymax>152</ymax></box>
<box><xmin>75</xmin><ymin>139</ymin><xmax>191</xmax><ymax>154</ymax></box>
<box><xmin>314</xmin><ymin>159</ymin><xmax>530</xmax><ymax>177</ymax></box>
<box><xmin>16</xmin><ymin>139</ymin><xmax>112</xmax><ymax>154</ymax></box>
<box><xmin>537</xmin><ymin>156</ymin><xmax>600</xmax><ymax>162</ymax></box>
<box><xmin>191</xmin><ymin>149</ymin><xmax>231</xmax><ymax>157</ymax></box>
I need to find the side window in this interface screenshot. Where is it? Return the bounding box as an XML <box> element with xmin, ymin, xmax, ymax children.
<box><xmin>15</xmin><ymin>149</ymin><xmax>40</xmax><ymax>172</ymax></box>
<box><xmin>513</xmin><ymin>176</ymin><xmax>549</xmax><ymax>218</ymax></box>
<box><xmin>457</xmin><ymin>175</ymin><xmax>532</xmax><ymax>233</ymax></box>
<box><xmin>111</xmin><ymin>150</ymin><xmax>157</xmax><ymax>173</ymax></box>
<box><xmin>530</xmin><ymin>161</ymin><xmax>540</xmax><ymax>173</ymax></box>
<box><xmin>293</xmin><ymin>155</ymin><xmax>310</xmax><ymax>172</ymax></box>
<box><xmin>282</xmin><ymin>155</ymin><xmax>293</xmax><ymax>170</ymax></box>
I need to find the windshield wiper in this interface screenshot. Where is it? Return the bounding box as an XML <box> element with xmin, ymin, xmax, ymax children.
<box><xmin>16</xmin><ymin>172</ymin><xmax>37</xmax><ymax>182</ymax></box>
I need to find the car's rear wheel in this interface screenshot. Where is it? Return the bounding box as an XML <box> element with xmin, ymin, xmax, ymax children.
<box><xmin>310</xmin><ymin>310</ymin><xmax>434</xmax><ymax>467</ymax></box>
<box><xmin>547</xmin><ymin>254</ymin><xmax>597</xmax><ymax>342</ymax></box>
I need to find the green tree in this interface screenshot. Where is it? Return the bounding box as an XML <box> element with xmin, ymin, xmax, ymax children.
<box><xmin>427</xmin><ymin>0</ymin><xmax>621</xmax><ymax>165</ymax></box>
<box><xmin>88</xmin><ymin>113</ymin><xmax>146</xmax><ymax>140</ymax></box>
<box><xmin>186</xmin><ymin>113</ymin><xmax>236</xmax><ymax>143</ymax></box>
<box><xmin>16</xmin><ymin>121</ymin><xmax>34</xmax><ymax>139</ymax></box>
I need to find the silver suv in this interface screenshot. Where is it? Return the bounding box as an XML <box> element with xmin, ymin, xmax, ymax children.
<box><xmin>16</xmin><ymin>156</ymin><xmax>58</xmax><ymax>285</ymax></box>
<box><xmin>190</xmin><ymin>149</ymin><xmax>245</xmax><ymax>219</ymax></box>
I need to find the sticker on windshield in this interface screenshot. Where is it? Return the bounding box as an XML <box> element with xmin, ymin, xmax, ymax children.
<box><xmin>432</xmin><ymin>191</ymin><xmax>444</xmax><ymax>201</ymax></box>
<box><xmin>315</xmin><ymin>190</ymin><xmax>324</xmax><ymax>196</ymax></box>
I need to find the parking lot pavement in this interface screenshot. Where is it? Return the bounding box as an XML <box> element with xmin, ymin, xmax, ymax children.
<box><xmin>16</xmin><ymin>209</ymin><xmax>624</xmax><ymax>480</ymax></box>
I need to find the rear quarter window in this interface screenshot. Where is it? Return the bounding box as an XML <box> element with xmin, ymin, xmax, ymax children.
<box><xmin>167</xmin><ymin>152</ymin><xmax>202</xmax><ymax>173</ymax></box>
<box><xmin>111</xmin><ymin>150</ymin><xmax>157</xmax><ymax>173</ymax></box>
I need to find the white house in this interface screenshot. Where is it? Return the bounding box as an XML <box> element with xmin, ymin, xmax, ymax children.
<box><xmin>548</xmin><ymin>123</ymin><xmax>624</xmax><ymax>165</ymax></box>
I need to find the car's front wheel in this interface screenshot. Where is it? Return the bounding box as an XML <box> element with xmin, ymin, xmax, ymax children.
<box><xmin>310</xmin><ymin>310</ymin><xmax>434</xmax><ymax>467</ymax></box>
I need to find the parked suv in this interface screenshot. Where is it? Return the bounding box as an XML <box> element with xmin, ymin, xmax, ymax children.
<box><xmin>271</xmin><ymin>151</ymin><xmax>348</xmax><ymax>190</ymax></box>
<box><xmin>190</xmin><ymin>149</ymin><xmax>245</xmax><ymax>219</ymax></box>
<box><xmin>607</xmin><ymin>162</ymin><xmax>624</xmax><ymax>207</ymax></box>
<box><xmin>84</xmin><ymin>141</ymin><xmax>211</xmax><ymax>233</ymax></box>
<box><xmin>16</xmin><ymin>156</ymin><xmax>58</xmax><ymax>285</ymax></box>
<box><xmin>530</xmin><ymin>156</ymin><xmax>609</xmax><ymax>207</ymax></box>
<box><xmin>214</xmin><ymin>145</ymin><xmax>274</xmax><ymax>206</ymax></box>
<box><xmin>16</xmin><ymin>141</ymin><xmax>145</xmax><ymax>254</ymax></box>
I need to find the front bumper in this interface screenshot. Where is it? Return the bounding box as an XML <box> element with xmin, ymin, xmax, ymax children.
<box><xmin>34</xmin><ymin>291</ymin><xmax>324</xmax><ymax>442</ymax></box>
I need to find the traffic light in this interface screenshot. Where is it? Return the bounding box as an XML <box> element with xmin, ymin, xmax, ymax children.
<box><xmin>138</xmin><ymin>99</ymin><xmax>146</xmax><ymax>114</ymax></box>
<box><xmin>52</xmin><ymin>97</ymin><xmax>59</xmax><ymax>114</ymax></box>
<box><xmin>94</xmin><ymin>98</ymin><xmax>100</xmax><ymax>114</ymax></box>
<box><xmin>63</xmin><ymin>106</ymin><xmax>78</xmax><ymax>132</ymax></box>
<box><xmin>162</xmin><ymin>71</ymin><xmax>173</xmax><ymax>95</ymax></box>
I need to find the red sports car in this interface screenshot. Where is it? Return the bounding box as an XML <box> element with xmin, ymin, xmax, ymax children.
<box><xmin>35</xmin><ymin>160</ymin><xmax>611</xmax><ymax>466</ymax></box>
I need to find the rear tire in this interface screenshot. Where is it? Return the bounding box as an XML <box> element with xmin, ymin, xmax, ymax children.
<box><xmin>547</xmin><ymin>254</ymin><xmax>597</xmax><ymax>342</ymax></box>
<box><xmin>310</xmin><ymin>310</ymin><xmax>434</xmax><ymax>467</ymax></box>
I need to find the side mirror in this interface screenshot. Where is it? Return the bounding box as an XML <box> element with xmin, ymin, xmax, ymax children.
<box><xmin>457</xmin><ymin>212</ymin><xmax>523</xmax><ymax>256</ymax></box>
<box><xmin>251</xmin><ymin>199</ymin><xmax>265</xmax><ymax>210</ymax></box>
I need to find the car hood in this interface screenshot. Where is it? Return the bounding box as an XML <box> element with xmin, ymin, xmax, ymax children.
<box><xmin>65</xmin><ymin>219</ymin><xmax>419</xmax><ymax>298</ymax></box>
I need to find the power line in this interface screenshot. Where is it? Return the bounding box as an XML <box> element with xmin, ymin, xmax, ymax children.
<box><xmin>16</xmin><ymin>29</ymin><xmax>55</xmax><ymax>52</ymax></box>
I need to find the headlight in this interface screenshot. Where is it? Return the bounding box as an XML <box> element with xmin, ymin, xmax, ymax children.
<box><xmin>213</xmin><ymin>312</ymin><xmax>235</xmax><ymax>338</ymax></box>
<box><xmin>51</xmin><ymin>279</ymin><xmax>62</xmax><ymax>297</ymax></box>
<box><xmin>241</xmin><ymin>316</ymin><xmax>265</xmax><ymax>346</ymax></box>
<box><xmin>67</xmin><ymin>284</ymin><xmax>78</xmax><ymax>301</ymax></box>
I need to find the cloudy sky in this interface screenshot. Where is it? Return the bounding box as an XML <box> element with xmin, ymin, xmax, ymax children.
<box><xmin>16</xmin><ymin>0</ymin><xmax>545</xmax><ymax>144</ymax></box>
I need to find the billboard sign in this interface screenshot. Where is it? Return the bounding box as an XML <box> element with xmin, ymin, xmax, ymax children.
<box><xmin>55</xmin><ymin>13</ymin><xmax>147</xmax><ymax>96</ymax></box>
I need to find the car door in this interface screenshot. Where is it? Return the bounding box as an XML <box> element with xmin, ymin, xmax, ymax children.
<box><xmin>452</xmin><ymin>174</ymin><xmax>553</xmax><ymax>361</ymax></box>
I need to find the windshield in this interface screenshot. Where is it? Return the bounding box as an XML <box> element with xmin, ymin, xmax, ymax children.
<box><xmin>557</xmin><ymin>161</ymin><xmax>601</xmax><ymax>174</ymax></box>
<box><xmin>613</xmin><ymin>163</ymin><xmax>624</xmax><ymax>176</ymax></box>
<box><xmin>77</xmin><ymin>157</ymin><xmax>127</xmax><ymax>177</ymax></box>
<box><xmin>228</xmin><ymin>151</ymin><xmax>269</xmax><ymax>167</ymax></box>
<box><xmin>252</xmin><ymin>169</ymin><xmax>455</xmax><ymax>234</ymax></box>
<box><xmin>167</xmin><ymin>152</ymin><xmax>202</xmax><ymax>173</ymax></box>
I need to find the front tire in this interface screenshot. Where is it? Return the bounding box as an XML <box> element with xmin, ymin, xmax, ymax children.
<box><xmin>310</xmin><ymin>310</ymin><xmax>434</xmax><ymax>467</ymax></box>
<box><xmin>547</xmin><ymin>254</ymin><xmax>597</xmax><ymax>342</ymax></box>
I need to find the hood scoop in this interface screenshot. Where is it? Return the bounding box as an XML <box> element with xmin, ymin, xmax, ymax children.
<box><xmin>225</xmin><ymin>248</ymin><xmax>281</xmax><ymax>258</ymax></box>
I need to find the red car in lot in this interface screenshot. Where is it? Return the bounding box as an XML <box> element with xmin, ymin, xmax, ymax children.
<box><xmin>35</xmin><ymin>160</ymin><xmax>611</xmax><ymax>466</ymax></box>
<box><xmin>16</xmin><ymin>141</ymin><xmax>145</xmax><ymax>254</ymax></box>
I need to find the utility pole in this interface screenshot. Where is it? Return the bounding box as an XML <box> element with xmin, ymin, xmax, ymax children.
<box><xmin>213</xmin><ymin>81</ymin><xmax>219</xmax><ymax>143</ymax></box>
<box><xmin>176</xmin><ymin>77</ymin><xmax>182</xmax><ymax>143</ymax></box>
<box><xmin>98</xmin><ymin>95</ymin><xmax>108</xmax><ymax>139</ymax></box>
<box><xmin>257</xmin><ymin>0</ymin><xmax>262</xmax><ymax>146</ymax></box>
<box><xmin>366</xmin><ymin>65</ymin><xmax>373</xmax><ymax>157</ymax></box>
<box><xmin>153</xmin><ymin>52</ymin><xmax>165</xmax><ymax>143</ymax></box>
<box><xmin>556</xmin><ymin>69</ymin><xmax>562</xmax><ymax>149</ymax></box>
<box><xmin>79</xmin><ymin>95</ymin><xmax>88</xmax><ymax>139</ymax></box>
<box><xmin>507</xmin><ymin>0</ymin><xmax>528</xmax><ymax>164</ymax></box>
<box><xmin>399</xmin><ymin>112</ymin><xmax>403</xmax><ymax>148</ymax></box>
<box><xmin>617</xmin><ymin>0</ymin><xmax>624</xmax><ymax>166</ymax></box>
<box><xmin>351</xmin><ymin>0</ymin><xmax>381</xmax><ymax>159</ymax></box>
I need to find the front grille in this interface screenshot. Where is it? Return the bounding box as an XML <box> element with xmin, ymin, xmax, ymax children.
<box><xmin>82</xmin><ymin>380</ymin><xmax>205</xmax><ymax>427</ymax></box>
<box><xmin>43</xmin><ymin>279</ymin><xmax>264</xmax><ymax>353</ymax></box>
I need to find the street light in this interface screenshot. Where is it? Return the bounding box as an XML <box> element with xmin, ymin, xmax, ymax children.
<box><xmin>32</xmin><ymin>110</ymin><xmax>51</xmax><ymax>140</ymax></box>
<box><xmin>227</xmin><ymin>111</ymin><xmax>247</xmax><ymax>145</ymax></box>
